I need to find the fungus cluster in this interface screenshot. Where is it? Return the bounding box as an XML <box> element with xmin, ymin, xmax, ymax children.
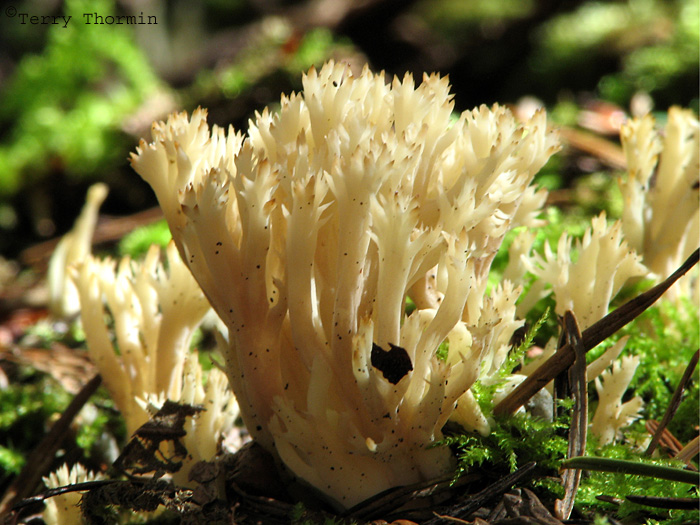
<box><xmin>43</xmin><ymin>60</ymin><xmax>698</xmax><ymax>516</ymax></box>
<box><xmin>72</xmin><ymin>241</ymin><xmax>211</xmax><ymax>435</ymax></box>
<box><xmin>590</xmin><ymin>354</ymin><xmax>644</xmax><ymax>446</ymax></box>
<box><xmin>131</xmin><ymin>61</ymin><xmax>560</xmax><ymax>507</ymax></box>
<box><xmin>519</xmin><ymin>213</ymin><xmax>647</xmax><ymax>329</ymax></box>
<box><xmin>619</xmin><ymin>107</ymin><xmax>699</xmax><ymax>299</ymax></box>
<box><xmin>71</xmin><ymin>240</ymin><xmax>239</xmax><ymax>485</ymax></box>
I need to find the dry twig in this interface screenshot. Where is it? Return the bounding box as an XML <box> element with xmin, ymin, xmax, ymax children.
<box><xmin>0</xmin><ymin>374</ymin><xmax>102</xmax><ymax>517</ymax></box>
<box><xmin>554</xmin><ymin>311</ymin><xmax>587</xmax><ymax>521</ymax></box>
<box><xmin>646</xmin><ymin>349</ymin><xmax>699</xmax><ymax>456</ymax></box>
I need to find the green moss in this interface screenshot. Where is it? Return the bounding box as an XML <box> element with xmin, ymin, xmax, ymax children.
<box><xmin>601</xmin><ymin>0</ymin><xmax>699</xmax><ymax>105</ymax></box>
<box><xmin>470</xmin><ymin>307</ymin><xmax>551</xmax><ymax>415</ymax></box>
<box><xmin>549</xmin><ymin>99</ymin><xmax>580</xmax><ymax>127</ymax></box>
<box><xmin>118</xmin><ymin>220</ymin><xmax>172</xmax><ymax>258</ymax></box>
<box><xmin>75</xmin><ymin>400</ymin><xmax>118</xmax><ymax>453</ymax></box>
<box><xmin>412</xmin><ymin>0</ymin><xmax>535</xmax><ymax>41</ymax></box>
<box><xmin>436</xmin><ymin>341</ymin><xmax>450</xmax><ymax>362</ymax></box>
<box><xmin>285</xmin><ymin>29</ymin><xmax>349</xmax><ymax>74</ymax></box>
<box><xmin>0</xmin><ymin>446</ymin><xmax>24</xmax><ymax>477</ymax></box>
<box><xmin>531</xmin><ymin>0</ymin><xmax>698</xmax><ymax>107</ymax></box>
<box><xmin>573</xmin><ymin>449</ymin><xmax>699</xmax><ymax>522</ymax></box>
<box><xmin>571</xmin><ymin>172</ymin><xmax>624</xmax><ymax>219</ymax></box>
<box><xmin>437</xmin><ymin>411</ymin><xmax>569</xmax><ymax>488</ymax></box>
<box><xmin>0</xmin><ymin>0</ymin><xmax>162</xmax><ymax>197</ymax></box>
<box><xmin>195</xmin><ymin>26</ymin><xmax>349</xmax><ymax>104</ymax></box>
<box><xmin>535</xmin><ymin>2</ymin><xmax>633</xmax><ymax>64</ymax></box>
<box><xmin>0</xmin><ymin>374</ymin><xmax>72</xmax><ymax>481</ymax></box>
<box><xmin>506</xmin><ymin>307</ymin><xmax>551</xmax><ymax>372</ymax></box>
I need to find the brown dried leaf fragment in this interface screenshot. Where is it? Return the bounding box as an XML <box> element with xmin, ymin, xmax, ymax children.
<box><xmin>114</xmin><ymin>400</ymin><xmax>203</xmax><ymax>476</ymax></box>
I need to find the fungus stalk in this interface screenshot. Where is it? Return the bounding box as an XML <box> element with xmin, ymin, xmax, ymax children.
<box><xmin>48</xmin><ymin>183</ymin><xmax>108</xmax><ymax>318</ymax></box>
<box><xmin>131</xmin><ymin>61</ymin><xmax>559</xmax><ymax>508</ymax></box>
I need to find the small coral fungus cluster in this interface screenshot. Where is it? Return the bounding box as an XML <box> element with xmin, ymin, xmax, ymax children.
<box><xmin>48</xmin><ymin>61</ymin><xmax>698</xmax><ymax>517</ymax></box>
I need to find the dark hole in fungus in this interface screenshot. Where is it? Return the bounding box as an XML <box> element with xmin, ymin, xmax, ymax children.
<box><xmin>371</xmin><ymin>343</ymin><xmax>413</xmax><ymax>385</ymax></box>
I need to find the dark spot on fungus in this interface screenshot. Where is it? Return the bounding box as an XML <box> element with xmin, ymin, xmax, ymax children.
<box><xmin>371</xmin><ymin>343</ymin><xmax>413</xmax><ymax>385</ymax></box>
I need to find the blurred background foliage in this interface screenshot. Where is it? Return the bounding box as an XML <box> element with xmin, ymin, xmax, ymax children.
<box><xmin>0</xmin><ymin>0</ymin><xmax>697</xmax><ymax>257</ymax></box>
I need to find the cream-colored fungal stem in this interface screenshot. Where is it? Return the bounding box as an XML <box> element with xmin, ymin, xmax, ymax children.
<box><xmin>48</xmin><ymin>182</ymin><xmax>108</xmax><ymax>318</ymax></box>
<box><xmin>327</xmin><ymin>149</ymin><xmax>379</xmax><ymax>374</ymax></box>
<box><xmin>285</xmin><ymin>173</ymin><xmax>329</xmax><ymax>368</ymax></box>
<box><xmin>371</xmin><ymin>194</ymin><xmax>422</xmax><ymax>349</ymax></box>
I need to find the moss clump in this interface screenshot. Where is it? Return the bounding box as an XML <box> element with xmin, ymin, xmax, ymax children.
<box><xmin>0</xmin><ymin>373</ymin><xmax>71</xmax><ymax>481</ymax></box>
<box><xmin>0</xmin><ymin>0</ymin><xmax>162</xmax><ymax>198</ymax></box>
<box><xmin>438</xmin><ymin>409</ymin><xmax>570</xmax><ymax>480</ymax></box>
<box><xmin>118</xmin><ymin>219</ymin><xmax>172</xmax><ymax>258</ymax></box>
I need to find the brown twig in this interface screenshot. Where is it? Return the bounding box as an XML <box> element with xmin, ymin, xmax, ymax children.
<box><xmin>494</xmin><ymin>248</ymin><xmax>700</xmax><ymax>417</ymax></box>
<box><xmin>645</xmin><ymin>421</ymin><xmax>680</xmax><ymax>454</ymax></box>
<box><xmin>0</xmin><ymin>374</ymin><xmax>102</xmax><ymax>517</ymax></box>
<box><xmin>558</xmin><ymin>126</ymin><xmax>627</xmax><ymax>170</ymax></box>
<box><xmin>344</xmin><ymin>470</ymin><xmax>478</xmax><ymax>521</ymax></box>
<box><xmin>555</xmin><ymin>311</ymin><xmax>587</xmax><ymax>521</ymax></box>
<box><xmin>646</xmin><ymin>349</ymin><xmax>699</xmax><ymax>456</ymax></box>
<box><xmin>423</xmin><ymin>462</ymin><xmax>538</xmax><ymax>524</ymax></box>
<box><xmin>626</xmin><ymin>495</ymin><xmax>700</xmax><ymax>510</ymax></box>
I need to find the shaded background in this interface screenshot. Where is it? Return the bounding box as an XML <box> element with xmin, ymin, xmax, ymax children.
<box><xmin>0</xmin><ymin>0</ymin><xmax>697</xmax><ymax>258</ymax></box>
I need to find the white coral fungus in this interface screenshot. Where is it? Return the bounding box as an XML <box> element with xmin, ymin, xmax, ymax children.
<box><xmin>43</xmin><ymin>463</ymin><xmax>103</xmax><ymax>525</ymax></box>
<box><xmin>137</xmin><ymin>352</ymin><xmax>241</xmax><ymax>486</ymax></box>
<box><xmin>591</xmin><ymin>355</ymin><xmax>643</xmax><ymax>446</ymax></box>
<box><xmin>619</xmin><ymin>107</ymin><xmax>699</xmax><ymax>298</ymax></box>
<box><xmin>131</xmin><ymin>61</ymin><xmax>559</xmax><ymax>508</ymax></box>
<box><xmin>48</xmin><ymin>183</ymin><xmax>108</xmax><ymax>318</ymax></box>
<box><xmin>72</xmin><ymin>241</ymin><xmax>212</xmax><ymax>436</ymax></box>
<box><xmin>520</xmin><ymin>213</ymin><xmax>647</xmax><ymax>329</ymax></box>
